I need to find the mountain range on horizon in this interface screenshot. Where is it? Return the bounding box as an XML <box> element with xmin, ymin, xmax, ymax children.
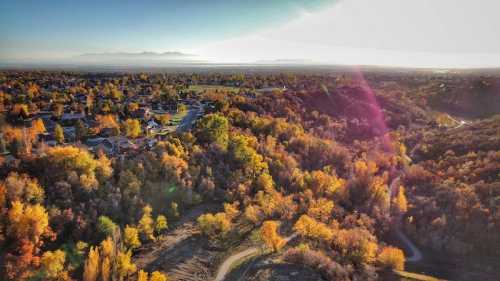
<box><xmin>78</xmin><ymin>51</ymin><xmax>196</xmax><ymax>59</ymax></box>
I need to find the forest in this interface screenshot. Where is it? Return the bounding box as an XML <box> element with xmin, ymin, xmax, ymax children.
<box><xmin>0</xmin><ymin>69</ymin><xmax>498</xmax><ymax>281</ymax></box>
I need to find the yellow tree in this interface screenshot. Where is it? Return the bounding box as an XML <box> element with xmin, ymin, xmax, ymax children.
<box><xmin>293</xmin><ymin>215</ymin><xmax>333</xmax><ymax>242</ymax></box>
<box><xmin>155</xmin><ymin>215</ymin><xmax>168</xmax><ymax>235</ymax></box>
<box><xmin>40</xmin><ymin>250</ymin><xmax>66</xmax><ymax>278</ymax></box>
<box><xmin>392</xmin><ymin>186</ymin><xmax>408</xmax><ymax>214</ymax></box>
<box><xmin>260</xmin><ymin>221</ymin><xmax>285</xmax><ymax>252</ymax></box>
<box><xmin>124</xmin><ymin>225</ymin><xmax>141</xmax><ymax>250</ymax></box>
<box><xmin>116</xmin><ymin>250</ymin><xmax>136</xmax><ymax>280</ymax></box>
<box><xmin>83</xmin><ymin>246</ymin><xmax>100</xmax><ymax>281</ymax></box>
<box><xmin>150</xmin><ymin>271</ymin><xmax>168</xmax><ymax>281</ymax></box>
<box><xmin>123</xmin><ymin>119</ymin><xmax>142</xmax><ymax>138</ymax></box>
<box><xmin>55</xmin><ymin>123</ymin><xmax>65</xmax><ymax>144</ymax></box>
<box><xmin>137</xmin><ymin>270</ymin><xmax>148</xmax><ymax>281</ymax></box>
<box><xmin>7</xmin><ymin>201</ymin><xmax>50</xmax><ymax>245</ymax></box>
<box><xmin>101</xmin><ymin>257</ymin><xmax>111</xmax><ymax>281</ymax></box>
<box><xmin>139</xmin><ymin>205</ymin><xmax>155</xmax><ymax>241</ymax></box>
<box><xmin>197</xmin><ymin>213</ymin><xmax>231</xmax><ymax>240</ymax></box>
<box><xmin>377</xmin><ymin>246</ymin><xmax>405</xmax><ymax>270</ymax></box>
<box><xmin>100</xmin><ymin>237</ymin><xmax>115</xmax><ymax>259</ymax></box>
<box><xmin>31</xmin><ymin>118</ymin><xmax>46</xmax><ymax>135</ymax></box>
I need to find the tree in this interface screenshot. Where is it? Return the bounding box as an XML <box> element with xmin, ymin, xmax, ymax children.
<box><xmin>307</xmin><ymin>198</ymin><xmax>334</xmax><ymax>223</ymax></box>
<box><xmin>155</xmin><ymin>215</ymin><xmax>168</xmax><ymax>235</ymax></box>
<box><xmin>244</xmin><ymin>204</ymin><xmax>264</xmax><ymax>225</ymax></box>
<box><xmin>196</xmin><ymin>114</ymin><xmax>229</xmax><ymax>147</ymax></box>
<box><xmin>293</xmin><ymin>215</ymin><xmax>333</xmax><ymax>242</ymax></box>
<box><xmin>101</xmin><ymin>257</ymin><xmax>111</xmax><ymax>281</ymax></box>
<box><xmin>40</xmin><ymin>250</ymin><xmax>66</xmax><ymax>279</ymax></box>
<box><xmin>116</xmin><ymin>250</ymin><xmax>136</xmax><ymax>280</ymax></box>
<box><xmin>55</xmin><ymin>123</ymin><xmax>65</xmax><ymax>144</ymax></box>
<box><xmin>31</xmin><ymin>118</ymin><xmax>46</xmax><ymax>135</ymax></box>
<box><xmin>123</xmin><ymin>119</ymin><xmax>142</xmax><ymax>138</ymax></box>
<box><xmin>150</xmin><ymin>271</ymin><xmax>168</xmax><ymax>281</ymax></box>
<box><xmin>3</xmin><ymin>172</ymin><xmax>45</xmax><ymax>204</ymax></box>
<box><xmin>223</xmin><ymin>202</ymin><xmax>239</xmax><ymax>221</ymax></box>
<box><xmin>124</xmin><ymin>225</ymin><xmax>141</xmax><ymax>250</ymax></box>
<box><xmin>137</xmin><ymin>270</ymin><xmax>148</xmax><ymax>281</ymax></box>
<box><xmin>392</xmin><ymin>186</ymin><xmax>408</xmax><ymax>215</ymax></box>
<box><xmin>260</xmin><ymin>221</ymin><xmax>285</xmax><ymax>252</ymax></box>
<box><xmin>75</xmin><ymin>119</ymin><xmax>87</xmax><ymax>141</ymax></box>
<box><xmin>170</xmin><ymin>202</ymin><xmax>180</xmax><ymax>219</ymax></box>
<box><xmin>100</xmin><ymin>237</ymin><xmax>115</xmax><ymax>259</ymax></box>
<box><xmin>377</xmin><ymin>246</ymin><xmax>405</xmax><ymax>270</ymax></box>
<box><xmin>7</xmin><ymin>201</ymin><xmax>51</xmax><ymax>244</ymax></box>
<box><xmin>97</xmin><ymin>216</ymin><xmax>118</xmax><ymax>238</ymax></box>
<box><xmin>197</xmin><ymin>212</ymin><xmax>231</xmax><ymax>240</ymax></box>
<box><xmin>83</xmin><ymin>246</ymin><xmax>100</xmax><ymax>281</ymax></box>
<box><xmin>139</xmin><ymin>205</ymin><xmax>155</xmax><ymax>241</ymax></box>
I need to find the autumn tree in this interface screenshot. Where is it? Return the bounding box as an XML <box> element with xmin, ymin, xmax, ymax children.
<box><xmin>150</xmin><ymin>271</ymin><xmax>168</xmax><ymax>281</ymax></box>
<box><xmin>55</xmin><ymin>123</ymin><xmax>65</xmax><ymax>144</ymax></box>
<box><xmin>3</xmin><ymin>172</ymin><xmax>44</xmax><ymax>204</ymax></box>
<box><xmin>7</xmin><ymin>201</ymin><xmax>51</xmax><ymax>245</ymax></box>
<box><xmin>293</xmin><ymin>215</ymin><xmax>333</xmax><ymax>243</ymax></box>
<box><xmin>137</xmin><ymin>270</ymin><xmax>148</xmax><ymax>281</ymax></box>
<box><xmin>197</xmin><ymin>212</ymin><xmax>231</xmax><ymax>240</ymax></box>
<box><xmin>83</xmin><ymin>246</ymin><xmax>100</xmax><ymax>281</ymax></box>
<box><xmin>75</xmin><ymin>119</ymin><xmax>87</xmax><ymax>141</ymax></box>
<box><xmin>123</xmin><ymin>118</ymin><xmax>142</xmax><ymax>138</ymax></box>
<box><xmin>392</xmin><ymin>186</ymin><xmax>408</xmax><ymax>215</ymax></box>
<box><xmin>377</xmin><ymin>246</ymin><xmax>405</xmax><ymax>270</ymax></box>
<box><xmin>139</xmin><ymin>205</ymin><xmax>155</xmax><ymax>241</ymax></box>
<box><xmin>155</xmin><ymin>215</ymin><xmax>168</xmax><ymax>236</ymax></box>
<box><xmin>40</xmin><ymin>249</ymin><xmax>66</xmax><ymax>279</ymax></box>
<box><xmin>260</xmin><ymin>221</ymin><xmax>285</xmax><ymax>252</ymax></box>
<box><xmin>31</xmin><ymin>118</ymin><xmax>46</xmax><ymax>135</ymax></box>
<box><xmin>116</xmin><ymin>250</ymin><xmax>136</xmax><ymax>280</ymax></box>
<box><xmin>124</xmin><ymin>225</ymin><xmax>141</xmax><ymax>250</ymax></box>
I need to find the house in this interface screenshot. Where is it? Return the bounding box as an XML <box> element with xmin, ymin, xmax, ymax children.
<box><xmin>146</xmin><ymin>119</ymin><xmax>160</xmax><ymax>130</ymax></box>
<box><xmin>131</xmin><ymin>107</ymin><xmax>152</xmax><ymax>120</ymax></box>
<box><xmin>85</xmin><ymin>137</ymin><xmax>114</xmax><ymax>154</ymax></box>
<box><xmin>61</xmin><ymin>113</ymin><xmax>85</xmax><ymax>126</ymax></box>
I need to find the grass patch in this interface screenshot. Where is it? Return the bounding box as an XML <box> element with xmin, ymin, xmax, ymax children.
<box><xmin>187</xmin><ymin>84</ymin><xmax>242</xmax><ymax>94</ymax></box>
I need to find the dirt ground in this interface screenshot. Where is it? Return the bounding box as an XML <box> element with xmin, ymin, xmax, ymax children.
<box><xmin>133</xmin><ymin>203</ymin><xmax>220</xmax><ymax>281</ymax></box>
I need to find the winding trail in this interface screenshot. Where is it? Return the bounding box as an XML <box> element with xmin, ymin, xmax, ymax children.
<box><xmin>395</xmin><ymin>224</ymin><xmax>423</xmax><ymax>262</ymax></box>
<box><xmin>389</xmin><ymin>157</ymin><xmax>423</xmax><ymax>263</ymax></box>
<box><xmin>214</xmin><ymin>234</ymin><xmax>297</xmax><ymax>281</ymax></box>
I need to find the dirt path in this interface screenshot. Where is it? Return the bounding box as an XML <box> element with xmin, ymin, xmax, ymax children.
<box><xmin>214</xmin><ymin>233</ymin><xmax>297</xmax><ymax>281</ymax></box>
<box><xmin>395</xmin><ymin>225</ymin><xmax>423</xmax><ymax>262</ymax></box>
<box><xmin>389</xmin><ymin>157</ymin><xmax>423</xmax><ymax>263</ymax></box>
<box><xmin>134</xmin><ymin>203</ymin><xmax>217</xmax><ymax>271</ymax></box>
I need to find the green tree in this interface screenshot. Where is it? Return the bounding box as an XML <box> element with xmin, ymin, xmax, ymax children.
<box><xmin>196</xmin><ymin>114</ymin><xmax>229</xmax><ymax>148</ymax></box>
<box><xmin>97</xmin><ymin>216</ymin><xmax>118</xmax><ymax>238</ymax></box>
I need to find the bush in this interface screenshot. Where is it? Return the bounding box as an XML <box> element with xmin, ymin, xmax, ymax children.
<box><xmin>284</xmin><ymin>248</ymin><xmax>350</xmax><ymax>281</ymax></box>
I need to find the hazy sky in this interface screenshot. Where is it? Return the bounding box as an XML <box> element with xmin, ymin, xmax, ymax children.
<box><xmin>1</xmin><ymin>0</ymin><xmax>500</xmax><ymax>68</ymax></box>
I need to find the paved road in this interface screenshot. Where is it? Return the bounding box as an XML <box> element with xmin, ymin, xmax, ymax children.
<box><xmin>177</xmin><ymin>104</ymin><xmax>203</xmax><ymax>132</ymax></box>
<box><xmin>214</xmin><ymin>233</ymin><xmax>297</xmax><ymax>281</ymax></box>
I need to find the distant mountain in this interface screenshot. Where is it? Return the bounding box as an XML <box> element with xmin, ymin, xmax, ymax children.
<box><xmin>79</xmin><ymin>51</ymin><xmax>195</xmax><ymax>60</ymax></box>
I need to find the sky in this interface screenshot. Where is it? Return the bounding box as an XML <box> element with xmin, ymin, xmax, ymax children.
<box><xmin>1</xmin><ymin>0</ymin><xmax>500</xmax><ymax>68</ymax></box>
